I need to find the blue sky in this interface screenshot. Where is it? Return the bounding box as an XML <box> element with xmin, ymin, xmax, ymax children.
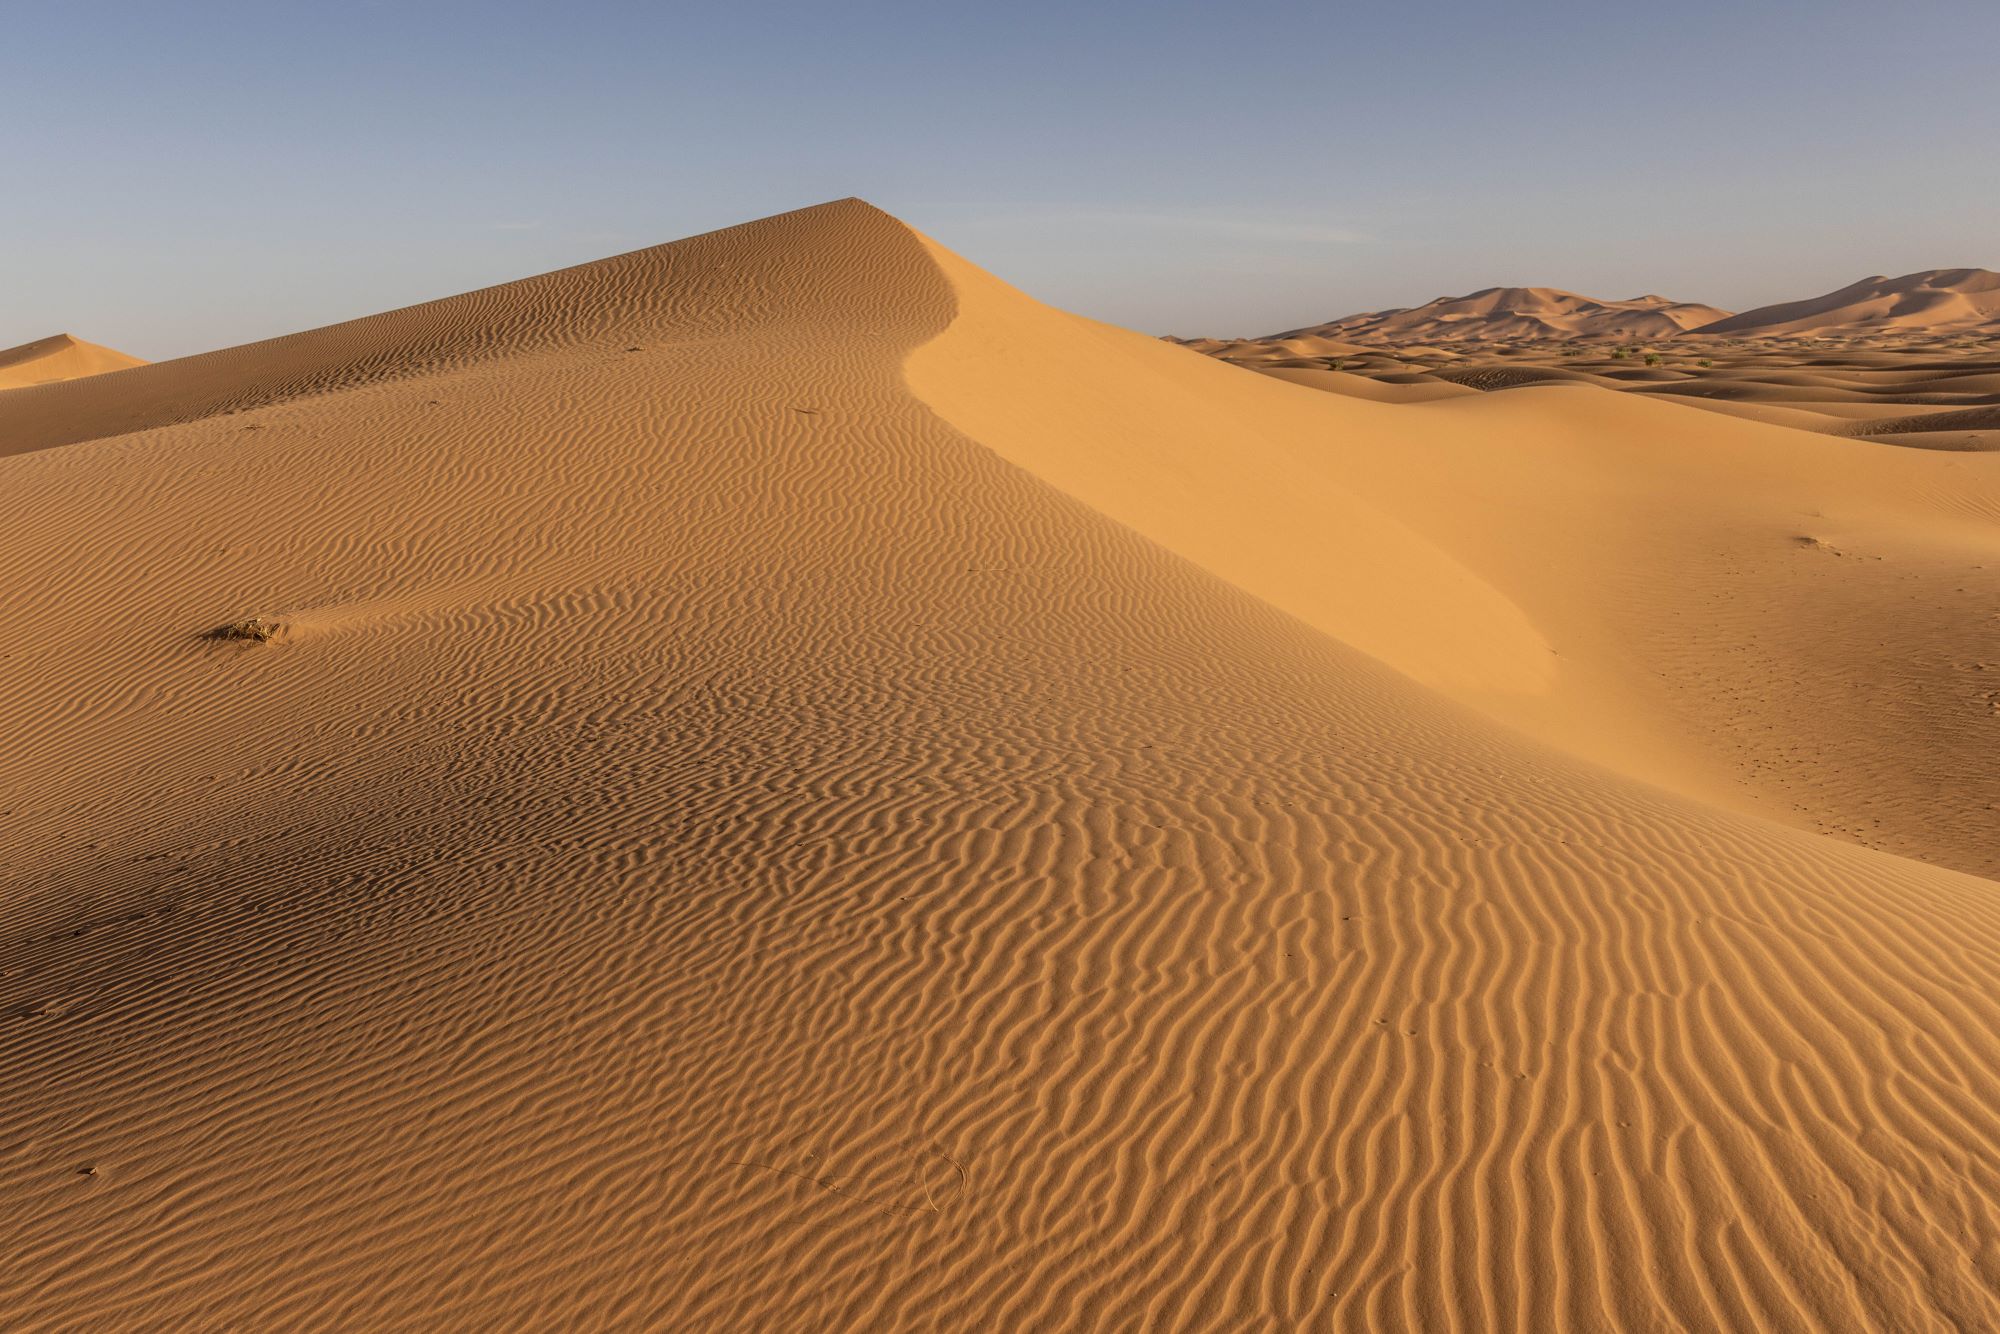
<box><xmin>5</xmin><ymin>1</ymin><xmax>1997</xmax><ymax>357</ymax></box>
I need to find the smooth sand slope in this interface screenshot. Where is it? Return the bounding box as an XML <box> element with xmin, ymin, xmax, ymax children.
<box><xmin>0</xmin><ymin>334</ymin><xmax>143</xmax><ymax>391</ymax></box>
<box><xmin>4</xmin><ymin>201</ymin><xmax>2000</xmax><ymax>1331</ymax></box>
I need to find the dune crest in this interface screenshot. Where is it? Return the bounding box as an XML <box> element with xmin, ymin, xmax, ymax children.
<box><xmin>3</xmin><ymin>200</ymin><xmax>1999</xmax><ymax>1331</ymax></box>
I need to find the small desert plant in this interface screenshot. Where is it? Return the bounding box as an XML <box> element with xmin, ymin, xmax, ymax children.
<box><xmin>1611</xmin><ymin>348</ymin><xmax>1628</xmax><ymax>359</ymax></box>
<box><xmin>1699</xmin><ymin>358</ymin><xmax>1713</xmax><ymax>368</ymax></box>
<box><xmin>210</xmin><ymin>616</ymin><xmax>283</xmax><ymax>643</ymax></box>
<box><xmin>1644</xmin><ymin>353</ymin><xmax>1661</xmax><ymax>366</ymax></box>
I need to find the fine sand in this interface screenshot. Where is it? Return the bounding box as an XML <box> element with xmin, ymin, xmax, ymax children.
<box><xmin>3</xmin><ymin>200</ymin><xmax>1998</xmax><ymax>1331</ymax></box>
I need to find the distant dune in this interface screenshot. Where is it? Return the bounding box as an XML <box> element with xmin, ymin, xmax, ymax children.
<box><xmin>1241</xmin><ymin>268</ymin><xmax>2000</xmax><ymax>347</ymax></box>
<box><xmin>1691</xmin><ymin>267</ymin><xmax>2000</xmax><ymax>338</ymax></box>
<box><xmin>3</xmin><ymin>201</ymin><xmax>1999</xmax><ymax>1331</ymax></box>
<box><xmin>1271</xmin><ymin>286</ymin><xmax>1731</xmax><ymax>344</ymax></box>
<box><xmin>0</xmin><ymin>333</ymin><xmax>144</xmax><ymax>390</ymax></box>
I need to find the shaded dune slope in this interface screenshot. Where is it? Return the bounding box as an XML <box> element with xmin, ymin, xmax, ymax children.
<box><xmin>3</xmin><ymin>201</ymin><xmax>2000</xmax><ymax>1331</ymax></box>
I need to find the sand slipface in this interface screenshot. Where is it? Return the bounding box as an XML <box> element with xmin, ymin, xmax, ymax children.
<box><xmin>2</xmin><ymin>200</ymin><xmax>1999</xmax><ymax>1330</ymax></box>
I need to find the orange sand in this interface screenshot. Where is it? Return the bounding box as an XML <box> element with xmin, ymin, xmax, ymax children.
<box><xmin>2</xmin><ymin>201</ymin><xmax>1997</xmax><ymax>1330</ymax></box>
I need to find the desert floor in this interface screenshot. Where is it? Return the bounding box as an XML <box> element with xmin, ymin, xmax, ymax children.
<box><xmin>2</xmin><ymin>201</ymin><xmax>1997</xmax><ymax>1331</ymax></box>
<box><xmin>1195</xmin><ymin>333</ymin><xmax>2000</xmax><ymax>453</ymax></box>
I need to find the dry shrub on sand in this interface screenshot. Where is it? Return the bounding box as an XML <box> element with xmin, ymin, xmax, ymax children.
<box><xmin>209</xmin><ymin>616</ymin><xmax>284</xmax><ymax>643</ymax></box>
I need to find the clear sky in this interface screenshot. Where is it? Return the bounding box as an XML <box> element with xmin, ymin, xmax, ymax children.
<box><xmin>5</xmin><ymin>1</ymin><xmax>1997</xmax><ymax>358</ymax></box>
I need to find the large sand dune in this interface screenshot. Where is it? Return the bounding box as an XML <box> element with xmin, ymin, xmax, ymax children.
<box><xmin>1205</xmin><ymin>338</ymin><xmax>2000</xmax><ymax>453</ymax></box>
<box><xmin>0</xmin><ymin>333</ymin><xmax>143</xmax><ymax>391</ymax></box>
<box><xmin>1692</xmin><ymin>268</ymin><xmax>2000</xmax><ymax>339</ymax></box>
<box><xmin>3</xmin><ymin>200</ymin><xmax>1999</xmax><ymax>1330</ymax></box>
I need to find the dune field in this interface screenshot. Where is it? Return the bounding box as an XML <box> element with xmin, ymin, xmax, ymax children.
<box><xmin>3</xmin><ymin>200</ymin><xmax>1999</xmax><ymax>1331</ymax></box>
<box><xmin>1202</xmin><ymin>339</ymin><xmax>2000</xmax><ymax>454</ymax></box>
<box><xmin>1193</xmin><ymin>270</ymin><xmax>2000</xmax><ymax>453</ymax></box>
<box><xmin>1262</xmin><ymin>286</ymin><xmax>1734</xmax><ymax>346</ymax></box>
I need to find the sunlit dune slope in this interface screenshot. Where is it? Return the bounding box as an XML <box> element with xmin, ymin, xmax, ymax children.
<box><xmin>3</xmin><ymin>200</ymin><xmax>1999</xmax><ymax>1331</ymax></box>
<box><xmin>0</xmin><ymin>333</ymin><xmax>144</xmax><ymax>391</ymax></box>
<box><xmin>912</xmin><ymin>246</ymin><xmax>2000</xmax><ymax>878</ymax></box>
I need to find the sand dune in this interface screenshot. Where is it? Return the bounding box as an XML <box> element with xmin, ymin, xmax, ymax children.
<box><xmin>1693</xmin><ymin>268</ymin><xmax>2000</xmax><ymax>339</ymax></box>
<box><xmin>4</xmin><ymin>200</ymin><xmax>2000</xmax><ymax>1330</ymax></box>
<box><xmin>1271</xmin><ymin>286</ymin><xmax>1731</xmax><ymax>345</ymax></box>
<box><xmin>0</xmin><ymin>333</ymin><xmax>144</xmax><ymax>391</ymax></box>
